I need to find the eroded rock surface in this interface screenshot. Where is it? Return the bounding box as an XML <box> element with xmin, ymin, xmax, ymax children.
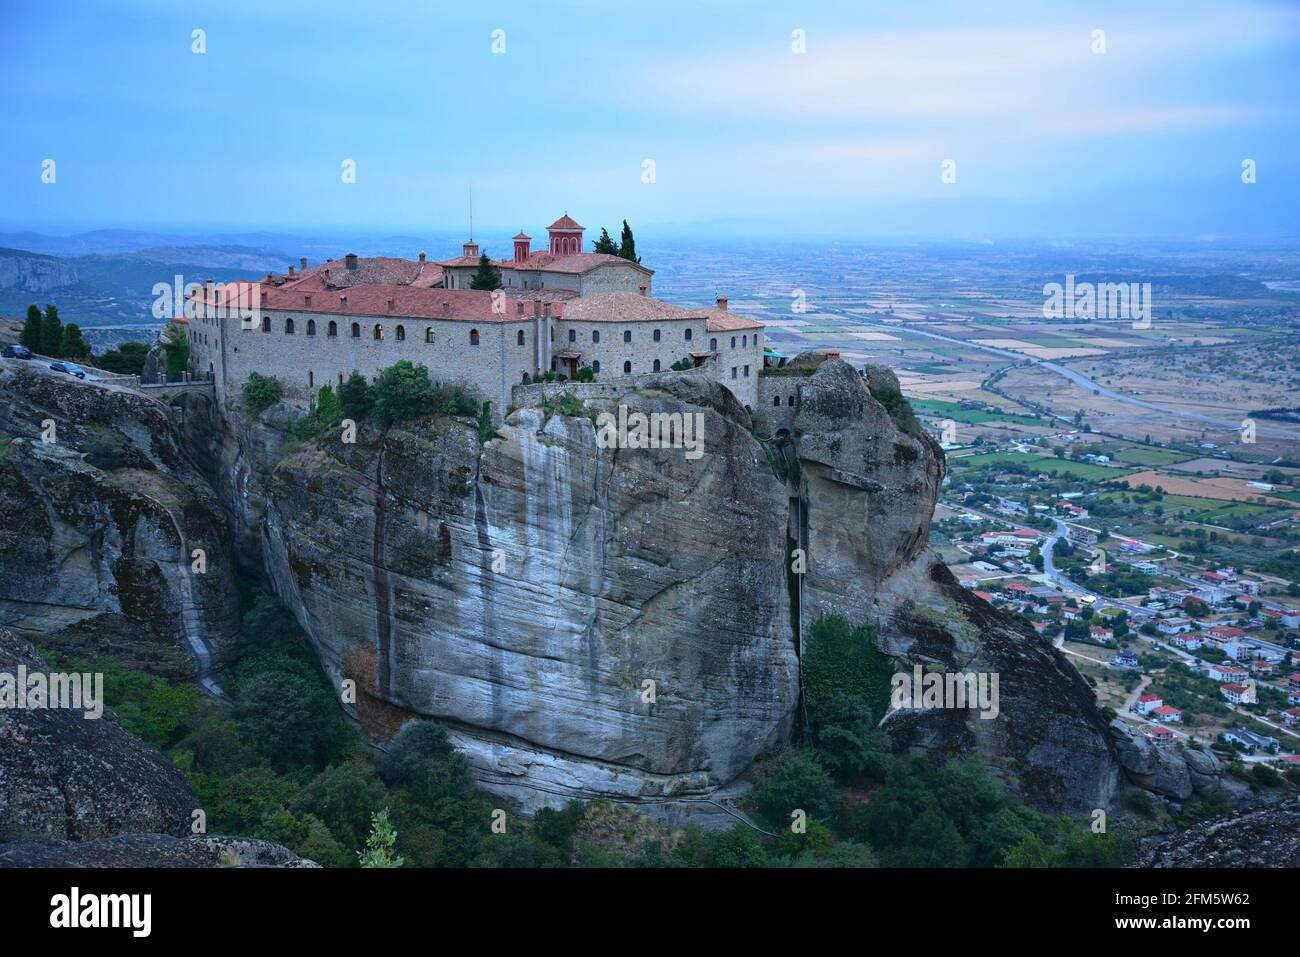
<box><xmin>0</xmin><ymin>366</ymin><xmax>238</xmax><ymax>677</ymax></box>
<box><xmin>0</xmin><ymin>834</ymin><xmax>316</xmax><ymax>868</ymax></box>
<box><xmin>0</xmin><ymin>629</ymin><xmax>199</xmax><ymax>841</ymax></box>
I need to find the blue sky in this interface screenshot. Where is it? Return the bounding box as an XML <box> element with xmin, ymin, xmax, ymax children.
<box><xmin>2</xmin><ymin>0</ymin><xmax>1298</xmax><ymax>240</ymax></box>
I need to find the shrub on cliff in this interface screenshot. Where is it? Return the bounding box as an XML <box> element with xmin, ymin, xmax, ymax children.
<box><xmin>802</xmin><ymin>616</ymin><xmax>894</xmax><ymax>780</ymax></box>
<box><xmin>94</xmin><ymin>340</ymin><xmax>150</xmax><ymax>375</ymax></box>
<box><xmin>338</xmin><ymin>370</ymin><xmax>374</xmax><ymax>420</ymax></box>
<box><xmin>242</xmin><ymin>372</ymin><xmax>282</xmax><ymax>415</ymax></box>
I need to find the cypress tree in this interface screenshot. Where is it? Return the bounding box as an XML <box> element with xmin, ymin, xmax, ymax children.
<box><xmin>469</xmin><ymin>254</ymin><xmax>502</xmax><ymax>291</ymax></box>
<box><xmin>617</xmin><ymin>220</ymin><xmax>639</xmax><ymax>264</ymax></box>
<box><xmin>60</xmin><ymin>323</ymin><xmax>89</xmax><ymax>359</ymax></box>
<box><xmin>40</xmin><ymin>304</ymin><xmax>63</xmax><ymax>356</ymax></box>
<box><xmin>20</xmin><ymin>304</ymin><xmax>43</xmax><ymax>351</ymax></box>
<box><xmin>592</xmin><ymin>228</ymin><xmax>618</xmax><ymax>255</ymax></box>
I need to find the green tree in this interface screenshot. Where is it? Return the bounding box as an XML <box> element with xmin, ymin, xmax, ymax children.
<box><xmin>617</xmin><ymin>220</ymin><xmax>640</xmax><ymax>263</ymax></box>
<box><xmin>60</xmin><ymin>323</ymin><xmax>89</xmax><ymax>359</ymax></box>
<box><xmin>358</xmin><ymin>809</ymin><xmax>405</xmax><ymax>868</ymax></box>
<box><xmin>163</xmin><ymin>325</ymin><xmax>189</xmax><ymax>380</ymax></box>
<box><xmin>242</xmin><ymin>372</ymin><xmax>283</xmax><ymax>415</ymax></box>
<box><xmin>592</xmin><ymin>228</ymin><xmax>619</xmax><ymax>254</ymax></box>
<box><xmin>232</xmin><ymin>670</ymin><xmax>347</xmax><ymax>770</ymax></box>
<box><xmin>372</xmin><ymin>360</ymin><xmax>435</xmax><ymax>425</ymax></box>
<box><xmin>339</xmin><ymin>370</ymin><xmax>374</xmax><ymax>421</ymax></box>
<box><xmin>40</xmin><ymin>304</ymin><xmax>63</xmax><ymax>356</ymax></box>
<box><xmin>20</xmin><ymin>304</ymin><xmax>43</xmax><ymax>351</ymax></box>
<box><xmin>95</xmin><ymin>341</ymin><xmax>150</xmax><ymax>375</ymax></box>
<box><xmin>469</xmin><ymin>253</ymin><xmax>502</xmax><ymax>290</ymax></box>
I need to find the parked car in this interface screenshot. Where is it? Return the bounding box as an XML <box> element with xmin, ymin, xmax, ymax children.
<box><xmin>1</xmin><ymin>344</ymin><xmax>32</xmax><ymax>359</ymax></box>
<box><xmin>49</xmin><ymin>361</ymin><xmax>87</xmax><ymax>379</ymax></box>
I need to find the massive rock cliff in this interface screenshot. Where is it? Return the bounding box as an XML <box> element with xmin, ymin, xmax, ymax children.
<box><xmin>260</xmin><ymin>374</ymin><xmax>799</xmax><ymax>814</ymax></box>
<box><xmin>248</xmin><ymin>360</ymin><xmax>1119</xmax><ymax>816</ymax></box>
<box><xmin>0</xmin><ymin>366</ymin><xmax>239</xmax><ymax>679</ymax></box>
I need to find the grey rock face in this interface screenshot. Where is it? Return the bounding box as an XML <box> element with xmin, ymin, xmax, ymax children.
<box><xmin>0</xmin><ymin>629</ymin><xmax>199</xmax><ymax>841</ymax></box>
<box><xmin>0</xmin><ymin>249</ymin><xmax>77</xmax><ymax>293</ymax></box>
<box><xmin>795</xmin><ymin>362</ymin><xmax>1118</xmax><ymax>815</ymax></box>
<box><xmin>0</xmin><ymin>834</ymin><xmax>317</xmax><ymax>868</ymax></box>
<box><xmin>263</xmin><ymin>377</ymin><xmax>799</xmax><ymax>811</ymax></box>
<box><xmin>1131</xmin><ymin>798</ymin><xmax>1300</xmax><ymax>867</ymax></box>
<box><xmin>250</xmin><ymin>360</ymin><xmax>1119</xmax><ymax>816</ymax></box>
<box><xmin>0</xmin><ymin>367</ymin><xmax>239</xmax><ymax>677</ymax></box>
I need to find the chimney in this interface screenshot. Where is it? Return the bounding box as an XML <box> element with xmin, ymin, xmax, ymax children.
<box><xmin>300</xmin><ymin>256</ymin><xmax>308</xmax><ymax>271</ymax></box>
<box><xmin>543</xmin><ymin>302</ymin><xmax>551</xmax><ymax>317</ymax></box>
<box><xmin>533</xmin><ymin>299</ymin><xmax>541</xmax><ymax>317</ymax></box>
<box><xmin>716</xmin><ymin>296</ymin><xmax>728</xmax><ymax>311</ymax></box>
<box><xmin>288</xmin><ymin>264</ymin><xmax>295</xmax><ymax>276</ymax></box>
<box><xmin>260</xmin><ymin>288</ymin><xmax>268</xmax><ymax>306</ymax></box>
<box><xmin>265</xmin><ymin>272</ymin><xmax>273</xmax><ymax>282</ymax></box>
<box><xmin>638</xmin><ymin>283</ymin><xmax>648</xmax><ymax>297</ymax></box>
<box><xmin>442</xmin><ymin>302</ymin><xmax>450</xmax><ymax>317</ymax></box>
<box><xmin>304</xmin><ymin>294</ymin><xmax>312</xmax><ymax>308</ymax></box>
<box><xmin>323</xmin><ymin>268</ymin><xmax>331</xmax><ymax>282</ymax></box>
<box><xmin>345</xmin><ymin>252</ymin><xmax>358</xmax><ymax>271</ymax></box>
<box><xmin>339</xmin><ymin>294</ymin><xmax>347</xmax><ymax>310</ymax></box>
<box><xmin>516</xmin><ymin>302</ymin><xmax>524</xmax><ymax>316</ymax></box>
<box><xmin>418</xmin><ymin>251</ymin><xmax>426</xmax><ymax>263</ymax></box>
<box><xmin>387</xmin><ymin>298</ymin><xmax>395</xmax><ymax>314</ymax></box>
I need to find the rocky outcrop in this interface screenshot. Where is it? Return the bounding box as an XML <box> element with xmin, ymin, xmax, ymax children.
<box><xmin>788</xmin><ymin>361</ymin><xmax>1117</xmax><ymax>814</ymax></box>
<box><xmin>262</xmin><ymin>375</ymin><xmax>799</xmax><ymax>812</ymax></box>
<box><xmin>0</xmin><ymin>834</ymin><xmax>316</xmax><ymax>868</ymax></box>
<box><xmin>0</xmin><ymin>629</ymin><xmax>199</xmax><ymax>841</ymax></box>
<box><xmin>0</xmin><ymin>366</ymin><xmax>238</xmax><ymax>678</ymax></box>
<box><xmin>1131</xmin><ymin>799</ymin><xmax>1300</xmax><ymax>867</ymax></box>
<box><xmin>251</xmin><ymin>359</ymin><xmax>1119</xmax><ymax>816</ymax></box>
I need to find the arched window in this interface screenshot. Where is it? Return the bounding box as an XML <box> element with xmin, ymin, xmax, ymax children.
<box><xmin>653</xmin><ymin>329</ymin><xmax>661</xmax><ymax>342</ymax></box>
<box><xmin>373</xmin><ymin>325</ymin><xmax>384</xmax><ymax>341</ymax></box>
<box><xmin>328</xmin><ymin>320</ymin><xmax>337</xmax><ymax>337</ymax></box>
<box><xmin>710</xmin><ymin>338</ymin><xmax>718</xmax><ymax>351</ymax></box>
<box><xmin>623</xmin><ymin>360</ymin><xmax>631</xmax><ymax>374</ymax></box>
<box><xmin>742</xmin><ymin>335</ymin><xmax>747</xmax><ymax>347</ymax></box>
<box><xmin>308</xmin><ymin>371</ymin><xmax>314</xmax><ymax>387</ymax></box>
<box><xmin>395</xmin><ymin>325</ymin><xmax>405</xmax><ymax>341</ymax></box>
<box><xmin>285</xmin><ymin>318</ymin><xmax>294</xmax><ymax>334</ymax></box>
<box><xmin>653</xmin><ymin>359</ymin><xmax>661</xmax><ymax>372</ymax></box>
<box><xmin>425</xmin><ymin>327</ymin><xmax>435</xmax><ymax>344</ymax></box>
<box><xmin>773</xmin><ymin>395</ymin><xmax>781</xmax><ymax>406</ymax></box>
<box><xmin>623</xmin><ymin>330</ymin><xmax>631</xmax><ymax>343</ymax></box>
<box><xmin>568</xmin><ymin>328</ymin><xmax>576</xmax><ymax>343</ymax></box>
<box><xmin>521</xmin><ymin>371</ymin><xmax>528</xmax><ymax>381</ymax></box>
<box><xmin>788</xmin><ymin>395</ymin><xmax>795</xmax><ymax>406</ymax></box>
<box><xmin>592</xmin><ymin>330</ymin><xmax>600</xmax><ymax>343</ymax></box>
<box><xmin>517</xmin><ymin>330</ymin><xmax>525</xmax><ymax>345</ymax></box>
<box><xmin>592</xmin><ymin>360</ymin><xmax>600</xmax><ymax>373</ymax></box>
<box><xmin>261</xmin><ymin>316</ymin><xmax>270</xmax><ymax>333</ymax></box>
<box><xmin>685</xmin><ymin>328</ymin><xmax>693</xmax><ymax>341</ymax></box>
<box><xmin>306</xmin><ymin>319</ymin><xmax>316</xmax><ymax>336</ymax></box>
<box><xmin>351</xmin><ymin>322</ymin><xmax>360</xmax><ymax>338</ymax></box>
<box><xmin>470</xmin><ymin>329</ymin><xmax>480</xmax><ymax>346</ymax></box>
<box><xmin>731</xmin><ymin>336</ymin><xmax>737</xmax><ymax>348</ymax></box>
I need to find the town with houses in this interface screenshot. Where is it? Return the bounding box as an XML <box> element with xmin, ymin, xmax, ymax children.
<box><xmin>929</xmin><ymin>415</ymin><xmax>1300</xmax><ymax>781</ymax></box>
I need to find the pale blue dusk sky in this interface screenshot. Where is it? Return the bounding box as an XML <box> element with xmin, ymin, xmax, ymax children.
<box><xmin>1</xmin><ymin>0</ymin><xmax>1298</xmax><ymax>239</ymax></box>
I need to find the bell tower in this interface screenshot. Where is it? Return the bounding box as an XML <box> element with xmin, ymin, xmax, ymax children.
<box><xmin>547</xmin><ymin>213</ymin><xmax>584</xmax><ymax>257</ymax></box>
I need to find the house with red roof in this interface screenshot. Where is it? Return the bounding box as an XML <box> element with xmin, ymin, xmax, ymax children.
<box><xmin>1220</xmin><ymin>683</ymin><xmax>1253</xmax><ymax>704</ymax></box>
<box><xmin>1134</xmin><ymin>693</ymin><xmax>1162</xmax><ymax>716</ymax></box>
<box><xmin>1152</xmin><ymin>705</ymin><xmax>1182</xmax><ymax>723</ymax></box>
<box><xmin>1209</xmin><ymin>663</ymin><xmax>1250</xmax><ymax>682</ymax></box>
<box><xmin>1283</xmin><ymin>708</ymin><xmax>1300</xmax><ymax>727</ymax></box>
<box><xmin>1142</xmin><ymin>725</ymin><xmax>1175</xmax><ymax>747</ymax></box>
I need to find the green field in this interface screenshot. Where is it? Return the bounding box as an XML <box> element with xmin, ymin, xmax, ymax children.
<box><xmin>1026</xmin><ymin>458</ymin><xmax>1135</xmax><ymax>481</ymax></box>
<box><xmin>948</xmin><ymin>451</ymin><xmax>1044</xmax><ymax>468</ymax></box>
<box><xmin>1107</xmin><ymin>445</ymin><xmax>1197</xmax><ymax>467</ymax></box>
<box><xmin>1100</xmin><ymin>491</ymin><xmax>1283</xmax><ymax>522</ymax></box>
<box><xmin>912</xmin><ymin>399</ymin><xmax>1043</xmax><ymax>428</ymax></box>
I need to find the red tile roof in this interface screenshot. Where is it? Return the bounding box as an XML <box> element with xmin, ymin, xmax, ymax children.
<box><xmin>701</xmin><ymin>306</ymin><xmax>764</xmax><ymax>332</ymax></box>
<box><xmin>189</xmin><ymin>279</ymin><xmax>536</xmax><ymax>324</ymax></box>
<box><xmin>548</xmin><ymin>214</ymin><xmax>584</xmax><ymax>230</ymax></box>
